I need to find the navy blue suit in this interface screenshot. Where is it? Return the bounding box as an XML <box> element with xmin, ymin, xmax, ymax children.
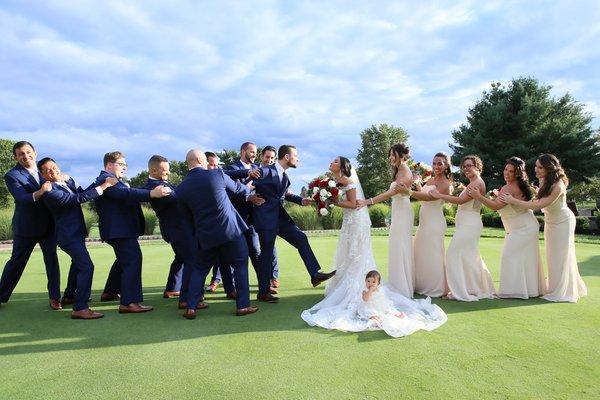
<box><xmin>224</xmin><ymin>160</ymin><xmax>279</xmax><ymax>283</ymax></box>
<box><xmin>252</xmin><ymin>165</ymin><xmax>321</xmax><ymax>295</ymax></box>
<box><xmin>92</xmin><ymin>170</ymin><xmax>151</xmax><ymax>305</ymax></box>
<box><xmin>176</xmin><ymin>167</ymin><xmax>251</xmax><ymax>310</ymax></box>
<box><xmin>142</xmin><ymin>178</ymin><xmax>195</xmax><ymax>300</ymax></box>
<box><xmin>41</xmin><ymin>179</ymin><xmax>100</xmax><ymax>311</ymax></box>
<box><xmin>0</xmin><ymin>164</ymin><xmax>60</xmax><ymax>303</ymax></box>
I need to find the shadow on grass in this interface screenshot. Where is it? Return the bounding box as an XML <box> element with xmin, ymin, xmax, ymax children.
<box><xmin>579</xmin><ymin>255</ymin><xmax>600</xmax><ymax>277</ymax></box>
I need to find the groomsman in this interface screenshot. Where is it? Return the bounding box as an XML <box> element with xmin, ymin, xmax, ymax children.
<box><xmin>260</xmin><ymin>146</ymin><xmax>280</xmax><ymax>289</ymax></box>
<box><xmin>177</xmin><ymin>149</ymin><xmax>260</xmax><ymax>318</ymax></box>
<box><xmin>38</xmin><ymin>157</ymin><xmax>116</xmax><ymax>319</ymax></box>
<box><xmin>142</xmin><ymin>155</ymin><xmax>196</xmax><ymax>304</ymax></box>
<box><xmin>0</xmin><ymin>141</ymin><xmax>61</xmax><ymax>310</ymax></box>
<box><xmin>223</xmin><ymin>142</ymin><xmax>263</xmax><ymax>282</ymax></box>
<box><xmin>94</xmin><ymin>151</ymin><xmax>170</xmax><ymax>313</ymax></box>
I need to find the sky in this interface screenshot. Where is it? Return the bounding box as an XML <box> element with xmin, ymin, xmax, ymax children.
<box><xmin>1</xmin><ymin>0</ymin><xmax>599</xmax><ymax>190</ymax></box>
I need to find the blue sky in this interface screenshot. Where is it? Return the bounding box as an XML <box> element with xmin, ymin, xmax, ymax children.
<box><xmin>1</xmin><ymin>1</ymin><xmax>599</xmax><ymax>189</ymax></box>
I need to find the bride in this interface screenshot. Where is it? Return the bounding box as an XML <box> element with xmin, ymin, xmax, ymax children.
<box><xmin>301</xmin><ymin>156</ymin><xmax>447</xmax><ymax>338</ymax></box>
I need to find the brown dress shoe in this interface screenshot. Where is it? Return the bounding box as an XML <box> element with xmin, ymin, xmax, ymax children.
<box><xmin>118</xmin><ymin>303</ymin><xmax>153</xmax><ymax>313</ymax></box>
<box><xmin>257</xmin><ymin>293</ymin><xmax>279</xmax><ymax>303</ymax></box>
<box><xmin>49</xmin><ymin>299</ymin><xmax>62</xmax><ymax>310</ymax></box>
<box><xmin>271</xmin><ymin>278</ymin><xmax>280</xmax><ymax>288</ymax></box>
<box><xmin>71</xmin><ymin>308</ymin><xmax>104</xmax><ymax>320</ymax></box>
<box><xmin>226</xmin><ymin>290</ymin><xmax>237</xmax><ymax>300</ymax></box>
<box><xmin>269</xmin><ymin>287</ymin><xmax>278</xmax><ymax>295</ymax></box>
<box><xmin>207</xmin><ymin>281</ymin><xmax>219</xmax><ymax>293</ymax></box>
<box><xmin>178</xmin><ymin>301</ymin><xmax>208</xmax><ymax>310</ymax></box>
<box><xmin>60</xmin><ymin>297</ymin><xmax>75</xmax><ymax>306</ymax></box>
<box><xmin>163</xmin><ymin>291</ymin><xmax>180</xmax><ymax>299</ymax></box>
<box><xmin>183</xmin><ymin>309</ymin><xmax>196</xmax><ymax>319</ymax></box>
<box><xmin>100</xmin><ymin>292</ymin><xmax>120</xmax><ymax>302</ymax></box>
<box><xmin>311</xmin><ymin>270</ymin><xmax>336</xmax><ymax>287</ymax></box>
<box><xmin>236</xmin><ymin>306</ymin><xmax>259</xmax><ymax>316</ymax></box>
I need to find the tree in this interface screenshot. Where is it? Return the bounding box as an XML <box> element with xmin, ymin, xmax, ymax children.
<box><xmin>216</xmin><ymin>149</ymin><xmax>239</xmax><ymax>167</ymax></box>
<box><xmin>0</xmin><ymin>138</ymin><xmax>17</xmax><ymax>208</ymax></box>
<box><xmin>356</xmin><ymin>124</ymin><xmax>409</xmax><ymax>198</ymax></box>
<box><xmin>450</xmin><ymin>77</ymin><xmax>600</xmax><ymax>189</ymax></box>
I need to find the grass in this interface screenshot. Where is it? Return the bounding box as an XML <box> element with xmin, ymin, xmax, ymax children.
<box><xmin>0</xmin><ymin>235</ymin><xmax>598</xmax><ymax>400</ymax></box>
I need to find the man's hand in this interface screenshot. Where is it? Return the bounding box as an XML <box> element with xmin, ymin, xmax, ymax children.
<box><xmin>41</xmin><ymin>181</ymin><xmax>52</xmax><ymax>192</ymax></box>
<box><xmin>301</xmin><ymin>198</ymin><xmax>313</xmax><ymax>206</ymax></box>
<box><xmin>247</xmin><ymin>169</ymin><xmax>261</xmax><ymax>179</ymax></box>
<box><xmin>249</xmin><ymin>194</ymin><xmax>265</xmax><ymax>206</ymax></box>
<box><xmin>61</xmin><ymin>174</ymin><xmax>71</xmax><ymax>182</ymax></box>
<box><xmin>150</xmin><ymin>185</ymin><xmax>172</xmax><ymax>198</ymax></box>
<box><xmin>104</xmin><ymin>177</ymin><xmax>118</xmax><ymax>187</ymax></box>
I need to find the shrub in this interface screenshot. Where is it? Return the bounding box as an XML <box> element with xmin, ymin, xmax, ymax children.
<box><xmin>369</xmin><ymin>203</ymin><xmax>390</xmax><ymax>227</ymax></box>
<box><xmin>286</xmin><ymin>205</ymin><xmax>322</xmax><ymax>231</ymax></box>
<box><xmin>0</xmin><ymin>209</ymin><xmax>12</xmax><ymax>240</ymax></box>
<box><xmin>536</xmin><ymin>215</ymin><xmax>545</xmax><ymax>232</ymax></box>
<box><xmin>82</xmin><ymin>208</ymin><xmax>97</xmax><ymax>235</ymax></box>
<box><xmin>481</xmin><ymin>211</ymin><xmax>503</xmax><ymax>228</ymax></box>
<box><xmin>445</xmin><ymin>215</ymin><xmax>455</xmax><ymax>226</ymax></box>
<box><xmin>411</xmin><ymin>201</ymin><xmax>421</xmax><ymax>225</ymax></box>
<box><xmin>321</xmin><ymin>206</ymin><xmax>343</xmax><ymax>230</ymax></box>
<box><xmin>443</xmin><ymin>203</ymin><xmax>457</xmax><ymax>218</ymax></box>
<box><xmin>142</xmin><ymin>208</ymin><xmax>158</xmax><ymax>235</ymax></box>
<box><xmin>575</xmin><ymin>217</ymin><xmax>591</xmax><ymax>234</ymax></box>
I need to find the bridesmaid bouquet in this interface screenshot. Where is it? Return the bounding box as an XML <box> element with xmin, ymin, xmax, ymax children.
<box><xmin>308</xmin><ymin>177</ymin><xmax>340</xmax><ymax>216</ymax></box>
<box><xmin>408</xmin><ymin>161</ymin><xmax>433</xmax><ymax>181</ymax></box>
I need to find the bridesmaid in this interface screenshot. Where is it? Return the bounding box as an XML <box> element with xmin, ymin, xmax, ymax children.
<box><xmin>467</xmin><ymin>157</ymin><xmax>546</xmax><ymax>299</ymax></box>
<box><xmin>407</xmin><ymin>152</ymin><xmax>452</xmax><ymax>297</ymax></box>
<box><xmin>358</xmin><ymin>143</ymin><xmax>414</xmax><ymax>298</ymax></box>
<box><xmin>501</xmin><ymin>154</ymin><xmax>587</xmax><ymax>303</ymax></box>
<box><xmin>430</xmin><ymin>155</ymin><xmax>496</xmax><ymax>301</ymax></box>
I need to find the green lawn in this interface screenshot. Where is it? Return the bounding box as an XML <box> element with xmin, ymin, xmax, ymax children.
<box><xmin>0</xmin><ymin>236</ymin><xmax>598</xmax><ymax>400</ymax></box>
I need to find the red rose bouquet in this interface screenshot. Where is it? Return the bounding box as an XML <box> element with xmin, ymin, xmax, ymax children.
<box><xmin>307</xmin><ymin>176</ymin><xmax>340</xmax><ymax>216</ymax></box>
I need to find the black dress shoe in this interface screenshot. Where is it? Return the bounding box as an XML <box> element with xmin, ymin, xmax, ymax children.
<box><xmin>257</xmin><ymin>293</ymin><xmax>279</xmax><ymax>303</ymax></box>
<box><xmin>311</xmin><ymin>270</ymin><xmax>336</xmax><ymax>287</ymax></box>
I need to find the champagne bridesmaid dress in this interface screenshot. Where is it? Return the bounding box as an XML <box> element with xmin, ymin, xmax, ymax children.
<box><xmin>413</xmin><ymin>185</ymin><xmax>447</xmax><ymax>297</ymax></box>
<box><xmin>387</xmin><ymin>182</ymin><xmax>415</xmax><ymax>298</ymax></box>
<box><xmin>541</xmin><ymin>191</ymin><xmax>587</xmax><ymax>302</ymax></box>
<box><xmin>497</xmin><ymin>204</ymin><xmax>546</xmax><ymax>298</ymax></box>
<box><xmin>445</xmin><ymin>198</ymin><xmax>496</xmax><ymax>301</ymax></box>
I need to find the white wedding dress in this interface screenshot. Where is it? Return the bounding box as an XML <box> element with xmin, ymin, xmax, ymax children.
<box><xmin>301</xmin><ymin>172</ymin><xmax>447</xmax><ymax>338</ymax></box>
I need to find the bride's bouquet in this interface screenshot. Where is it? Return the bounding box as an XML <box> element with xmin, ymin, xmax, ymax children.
<box><xmin>308</xmin><ymin>176</ymin><xmax>340</xmax><ymax>216</ymax></box>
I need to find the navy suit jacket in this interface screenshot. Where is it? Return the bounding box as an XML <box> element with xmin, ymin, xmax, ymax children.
<box><xmin>224</xmin><ymin>160</ymin><xmax>258</xmax><ymax>221</ymax></box>
<box><xmin>41</xmin><ymin>178</ymin><xmax>100</xmax><ymax>246</ymax></box>
<box><xmin>252</xmin><ymin>165</ymin><xmax>303</xmax><ymax>231</ymax></box>
<box><xmin>176</xmin><ymin>168</ymin><xmax>250</xmax><ymax>250</ymax></box>
<box><xmin>91</xmin><ymin>171</ymin><xmax>150</xmax><ymax>241</ymax></box>
<box><xmin>142</xmin><ymin>178</ymin><xmax>193</xmax><ymax>243</ymax></box>
<box><xmin>4</xmin><ymin>164</ymin><xmax>53</xmax><ymax>237</ymax></box>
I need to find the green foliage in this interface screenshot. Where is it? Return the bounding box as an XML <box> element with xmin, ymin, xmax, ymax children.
<box><xmin>368</xmin><ymin>203</ymin><xmax>390</xmax><ymax>227</ymax></box>
<box><xmin>481</xmin><ymin>210</ymin><xmax>503</xmax><ymax>228</ymax></box>
<box><xmin>142</xmin><ymin>208</ymin><xmax>158</xmax><ymax>235</ymax></box>
<box><xmin>568</xmin><ymin>177</ymin><xmax>600</xmax><ymax>202</ymax></box>
<box><xmin>321</xmin><ymin>206</ymin><xmax>343</xmax><ymax>230</ymax></box>
<box><xmin>536</xmin><ymin>215</ymin><xmax>545</xmax><ymax>232</ymax></box>
<box><xmin>411</xmin><ymin>201</ymin><xmax>421</xmax><ymax>225</ymax></box>
<box><xmin>356</xmin><ymin>124</ymin><xmax>409</xmax><ymax>198</ymax></box>
<box><xmin>443</xmin><ymin>203</ymin><xmax>457</xmax><ymax>218</ymax></box>
<box><xmin>0</xmin><ymin>208</ymin><xmax>13</xmax><ymax>240</ymax></box>
<box><xmin>286</xmin><ymin>204</ymin><xmax>321</xmax><ymax>231</ymax></box>
<box><xmin>575</xmin><ymin>217</ymin><xmax>591</xmax><ymax>235</ymax></box>
<box><xmin>216</xmin><ymin>149</ymin><xmax>239</xmax><ymax>168</ymax></box>
<box><xmin>445</xmin><ymin>215</ymin><xmax>455</xmax><ymax>226</ymax></box>
<box><xmin>0</xmin><ymin>138</ymin><xmax>17</xmax><ymax>208</ymax></box>
<box><xmin>129</xmin><ymin>170</ymin><xmax>149</xmax><ymax>188</ymax></box>
<box><xmin>82</xmin><ymin>208</ymin><xmax>97</xmax><ymax>235</ymax></box>
<box><xmin>450</xmin><ymin>77</ymin><xmax>600</xmax><ymax>189</ymax></box>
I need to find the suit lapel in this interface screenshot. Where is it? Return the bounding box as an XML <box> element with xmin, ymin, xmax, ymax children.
<box><xmin>19</xmin><ymin>166</ymin><xmax>40</xmax><ymax>189</ymax></box>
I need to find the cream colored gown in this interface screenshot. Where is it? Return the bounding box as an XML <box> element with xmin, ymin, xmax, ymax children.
<box><xmin>445</xmin><ymin>198</ymin><xmax>496</xmax><ymax>301</ymax></box>
<box><xmin>541</xmin><ymin>192</ymin><xmax>587</xmax><ymax>302</ymax></box>
<box><xmin>387</xmin><ymin>182</ymin><xmax>415</xmax><ymax>298</ymax></box>
<box><xmin>498</xmin><ymin>204</ymin><xmax>546</xmax><ymax>298</ymax></box>
<box><xmin>413</xmin><ymin>185</ymin><xmax>447</xmax><ymax>297</ymax></box>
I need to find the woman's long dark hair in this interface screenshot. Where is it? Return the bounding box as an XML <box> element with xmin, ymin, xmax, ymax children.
<box><xmin>434</xmin><ymin>152</ymin><xmax>452</xmax><ymax>181</ymax></box>
<box><xmin>506</xmin><ymin>157</ymin><xmax>534</xmax><ymax>201</ymax></box>
<box><xmin>536</xmin><ymin>153</ymin><xmax>568</xmax><ymax>199</ymax></box>
<box><xmin>338</xmin><ymin>156</ymin><xmax>352</xmax><ymax>178</ymax></box>
<box><xmin>389</xmin><ymin>143</ymin><xmax>410</xmax><ymax>178</ymax></box>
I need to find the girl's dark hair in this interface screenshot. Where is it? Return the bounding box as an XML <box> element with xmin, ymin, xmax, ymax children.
<box><xmin>389</xmin><ymin>143</ymin><xmax>410</xmax><ymax>178</ymax></box>
<box><xmin>505</xmin><ymin>157</ymin><xmax>534</xmax><ymax>201</ymax></box>
<box><xmin>460</xmin><ymin>155</ymin><xmax>483</xmax><ymax>175</ymax></box>
<box><xmin>338</xmin><ymin>156</ymin><xmax>352</xmax><ymax>177</ymax></box>
<box><xmin>365</xmin><ymin>270</ymin><xmax>381</xmax><ymax>283</ymax></box>
<box><xmin>434</xmin><ymin>152</ymin><xmax>452</xmax><ymax>181</ymax></box>
<box><xmin>536</xmin><ymin>153</ymin><xmax>568</xmax><ymax>199</ymax></box>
